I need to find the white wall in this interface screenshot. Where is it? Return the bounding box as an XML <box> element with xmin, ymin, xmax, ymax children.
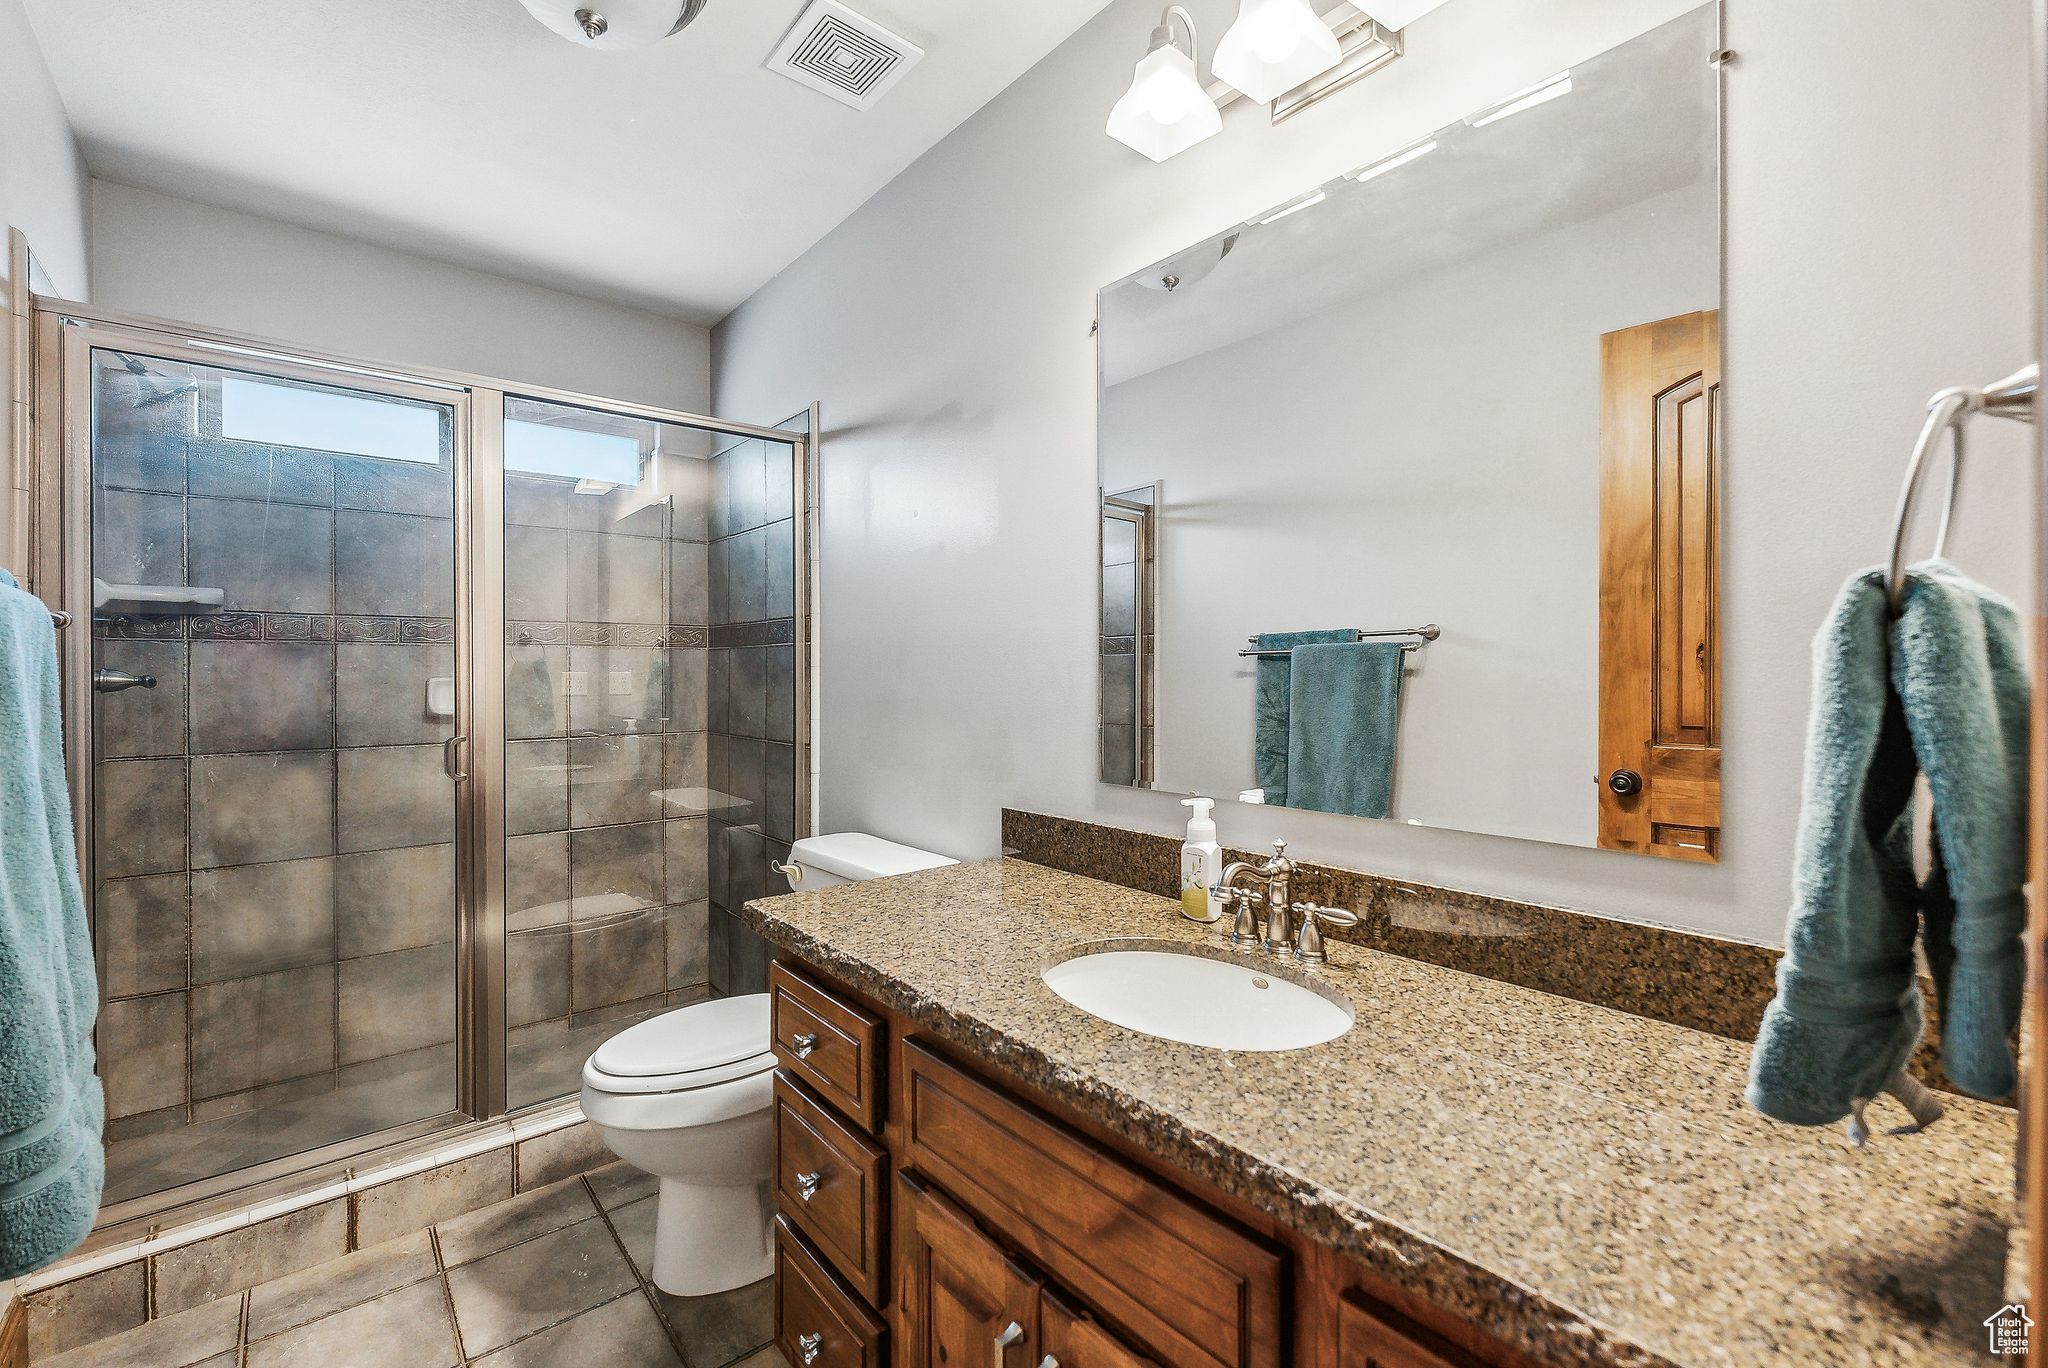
<box><xmin>711</xmin><ymin>0</ymin><xmax>2035</xmax><ymax>946</ymax></box>
<box><xmin>90</xmin><ymin>182</ymin><xmax>710</xmax><ymax>412</ymax></box>
<box><xmin>1102</xmin><ymin>181</ymin><xmax>1715</xmax><ymax>846</ymax></box>
<box><xmin>0</xmin><ymin>0</ymin><xmax>88</xmax><ymax>295</ymax></box>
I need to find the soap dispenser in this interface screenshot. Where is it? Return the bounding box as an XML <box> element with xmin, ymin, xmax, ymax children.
<box><xmin>1179</xmin><ymin>796</ymin><xmax>1223</xmax><ymax>923</ymax></box>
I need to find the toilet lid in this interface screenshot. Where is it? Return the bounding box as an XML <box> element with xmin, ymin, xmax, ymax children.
<box><xmin>589</xmin><ymin>994</ymin><xmax>772</xmax><ymax>1081</ymax></box>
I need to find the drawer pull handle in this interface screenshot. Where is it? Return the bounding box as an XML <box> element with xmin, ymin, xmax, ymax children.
<box><xmin>1037</xmin><ymin>1358</ymin><xmax>1060</xmax><ymax>1368</ymax></box>
<box><xmin>994</xmin><ymin>1320</ymin><xmax>1025</xmax><ymax>1368</ymax></box>
<box><xmin>797</xmin><ymin>1332</ymin><xmax>823</xmax><ymax>1365</ymax></box>
<box><xmin>790</xmin><ymin>1032</ymin><xmax>819</xmax><ymax>1059</ymax></box>
<box><xmin>795</xmin><ymin>1170</ymin><xmax>822</xmax><ymax>1201</ymax></box>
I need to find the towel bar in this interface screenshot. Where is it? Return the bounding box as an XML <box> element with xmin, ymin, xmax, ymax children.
<box><xmin>1238</xmin><ymin>624</ymin><xmax>1439</xmax><ymax>658</ymax></box>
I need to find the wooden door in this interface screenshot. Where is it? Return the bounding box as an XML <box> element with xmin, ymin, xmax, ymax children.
<box><xmin>1597</xmin><ymin>310</ymin><xmax>1722</xmax><ymax>862</ymax></box>
<box><xmin>900</xmin><ymin>1174</ymin><xmax>1041</xmax><ymax>1368</ymax></box>
<box><xmin>1039</xmin><ymin>1289</ymin><xmax>1157</xmax><ymax>1368</ymax></box>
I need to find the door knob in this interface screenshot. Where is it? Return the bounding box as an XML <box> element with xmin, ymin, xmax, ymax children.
<box><xmin>1607</xmin><ymin>769</ymin><xmax>1643</xmax><ymax>797</ymax></box>
<box><xmin>92</xmin><ymin>668</ymin><xmax>157</xmax><ymax>693</ymax></box>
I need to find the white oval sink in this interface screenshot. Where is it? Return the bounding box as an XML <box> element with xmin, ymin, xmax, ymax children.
<box><xmin>1041</xmin><ymin>942</ymin><xmax>1353</xmax><ymax>1052</ymax></box>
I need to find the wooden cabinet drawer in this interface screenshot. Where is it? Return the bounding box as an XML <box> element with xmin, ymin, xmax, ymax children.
<box><xmin>772</xmin><ymin>961</ymin><xmax>883</xmax><ymax>1133</ymax></box>
<box><xmin>775</xmin><ymin>1217</ymin><xmax>886</xmax><ymax>1368</ymax></box>
<box><xmin>774</xmin><ymin>1073</ymin><xmax>888</xmax><ymax>1304</ymax></box>
<box><xmin>900</xmin><ymin>1040</ymin><xmax>1285</xmax><ymax>1368</ymax></box>
<box><xmin>1336</xmin><ymin>1291</ymin><xmax>1490</xmax><ymax>1368</ymax></box>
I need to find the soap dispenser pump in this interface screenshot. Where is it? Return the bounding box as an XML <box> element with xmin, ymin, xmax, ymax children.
<box><xmin>1179</xmin><ymin>796</ymin><xmax>1223</xmax><ymax>923</ymax></box>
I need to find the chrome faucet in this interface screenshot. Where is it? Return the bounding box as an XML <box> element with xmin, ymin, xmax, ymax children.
<box><xmin>1217</xmin><ymin>840</ymin><xmax>1297</xmax><ymax>957</ymax></box>
<box><xmin>1213</xmin><ymin>839</ymin><xmax>1360</xmax><ymax>965</ymax></box>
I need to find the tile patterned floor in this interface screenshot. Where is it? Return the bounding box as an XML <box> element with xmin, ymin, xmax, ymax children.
<box><xmin>39</xmin><ymin>1162</ymin><xmax>785</xmax><ymax>1368</ymax></box>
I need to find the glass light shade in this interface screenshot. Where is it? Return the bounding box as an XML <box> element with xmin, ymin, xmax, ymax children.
<box><xmin>1106</xmin><ymin>41</ymin><xmax>1223</xmax><ymax>163</ymax></box>
<box><xmin>1351</xmin><ymin>0</ymin><xmax>1452</xmax><ymax>31</ymax></box>
<box><xmin>1212</xmin><ymin>0</ymin><xmax>1343</xmax><ymax>104</ymax></box>
<box><xmin>514</xmin><ymin>0</ymin><xmax>703</xmax><ymax>51</ymax></box>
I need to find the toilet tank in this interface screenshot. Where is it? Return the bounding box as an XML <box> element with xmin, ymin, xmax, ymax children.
<box><xmin>783</xmin><ymin>833</ymin><xmax>957</xmax><ymax>890</ymax></box>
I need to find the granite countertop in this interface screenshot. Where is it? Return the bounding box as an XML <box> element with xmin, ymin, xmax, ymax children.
<box><xmin>740</xmin><ymin>858</ymin><xmax>2017</xmax><ymax>1368</ymax></box>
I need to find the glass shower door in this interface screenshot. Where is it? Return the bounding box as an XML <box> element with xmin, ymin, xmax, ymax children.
<box><xmin>82</xmin><ymin>340</ymin><xmax>467</xmax><ymax>1205</ymax></box>
<box><xmin>498</xmin><ymin>396</ymin><xmax>803</xmax><ymax>1108</ymax></box>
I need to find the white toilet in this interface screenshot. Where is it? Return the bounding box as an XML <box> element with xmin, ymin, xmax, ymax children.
<box><xmin>580</xmin><ymin>833</ymin><xmax>956</xmax><ymax>1297</ymax></box>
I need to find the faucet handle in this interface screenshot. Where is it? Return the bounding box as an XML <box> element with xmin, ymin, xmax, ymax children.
<box><xmin>1291</xmin><ymin>902</ymin><xmax>1358</xmax><ymax>966</ymax></box>
<box><xmin>1214</xmin><ymin>886</ymin><xmax>1260</xmax><ymax>948</ymax></box>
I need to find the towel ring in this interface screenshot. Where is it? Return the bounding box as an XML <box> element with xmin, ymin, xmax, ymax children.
<box><xmin>1884</xmin><ymin>364</ymin><xmax>2038</xmax><ymax>612</ymax></box>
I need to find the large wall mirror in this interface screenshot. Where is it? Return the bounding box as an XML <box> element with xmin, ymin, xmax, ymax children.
<box><xmin>1095</xmin><ymin>5</ymin><xmax>1722</xmax><ymax>861</ymax></box>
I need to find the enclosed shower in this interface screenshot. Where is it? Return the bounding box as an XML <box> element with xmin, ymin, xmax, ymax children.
<box><xmin>27</xmin><ymin>304</ymin><xmax>808</xmax><ymax>1222</ymax></box>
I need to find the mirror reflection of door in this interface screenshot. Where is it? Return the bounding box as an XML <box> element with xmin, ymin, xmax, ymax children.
<box><xmin>1099</xmin><ymin>487</ymin><xmax>1155</xmax><ymax>787</ymax></box>
<box><xmin>1597</xmin><ymin>309</ymin><xmax>1722</xmax><ymax>861</ymax></box>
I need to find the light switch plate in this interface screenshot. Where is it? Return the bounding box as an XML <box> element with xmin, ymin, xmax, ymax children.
<box><xmin>564</xmin><ymin>670</ymin><xmax>589</xmax><ymax>697</ymax></box>
<box><xmin>608</xmin><ymin>670</ymin><xmax>634</xmax><ymax>696</ymax></box>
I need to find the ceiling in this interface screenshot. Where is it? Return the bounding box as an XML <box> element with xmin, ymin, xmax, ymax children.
<box><xmin>22</xmin><ymin>0</ymin><xmax>1118</xmax><ymax>325</ymax></box>
<box><xmin>1098</xmin><ymin>4</ymin><xmax>1718</xmax><ymax>386</ymax></box>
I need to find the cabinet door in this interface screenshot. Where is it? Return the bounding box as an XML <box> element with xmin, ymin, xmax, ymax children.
<box><xmin>901</xmin><ymin>1173</ymin><xmax>1041</xmax><ymax>1368</ymax></box>
<box><xmin>1336</xmin><ymin>1292</ymin><xmax>1487</xmax><ymax>1368</ymax></box>
<box><xmin>1039</xmin><ymin>1289</ymin><xmax>1156</xmax><ymax>1368</ymax></box>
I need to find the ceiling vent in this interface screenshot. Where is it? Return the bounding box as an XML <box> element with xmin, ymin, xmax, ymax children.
<box><xmin>767</xmin><ymin>0</ymin><xmax>924</xmax><ymax>111</ymax></box>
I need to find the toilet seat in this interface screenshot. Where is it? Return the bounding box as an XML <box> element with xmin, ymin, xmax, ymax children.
<box><xmin>580</xmin><ymin>993</ymin><xmax>774</xmax><ymax>1132</ymax></box>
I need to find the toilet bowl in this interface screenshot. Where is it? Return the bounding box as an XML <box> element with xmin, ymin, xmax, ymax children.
<box><xmin>581</xmin><ymin>832</ymin><xmax>956</xmax><ymax>1297</ymax></box>
<box><xmin>580</xmin><ymin>995</ymin><xmax>776</xmax><ymax>1296</ymax></box>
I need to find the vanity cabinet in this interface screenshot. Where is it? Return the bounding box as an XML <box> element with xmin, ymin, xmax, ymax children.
<box><xmin>768</xmin><ymin>959</ymin><xmax>1525</xmax><ymax>1368</ymax></box>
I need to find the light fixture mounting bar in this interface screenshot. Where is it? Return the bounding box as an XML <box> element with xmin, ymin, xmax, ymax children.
<box><xmin>1202</xmin><ymin>3</ymin><xmax>1402</xmax><ymax>121</ymax></box>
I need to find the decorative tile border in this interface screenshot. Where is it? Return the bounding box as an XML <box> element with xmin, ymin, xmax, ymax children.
<box><xmin>95</xmin><ymin>613</ymin><xmax>451</xmax><ymax>644</ymax></box>
<box><xmin>506</xmin><ymin>621</ymin><xmax>708</xmax><ymax>648</ymax></box>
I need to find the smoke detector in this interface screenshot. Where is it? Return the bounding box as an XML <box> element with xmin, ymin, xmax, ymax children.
<box><xmin>767</xmin><ymin>0</ymin><xmax>924</xmax><ymax>111</ymax></box>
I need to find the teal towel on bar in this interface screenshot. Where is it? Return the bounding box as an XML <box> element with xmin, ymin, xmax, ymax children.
<box><xmin>1284</xmin><ymin>641</ymin><xmax>1405</xmax><ymax>820</ymax></box>
<box><xmin>1747</xmin><ymin>561</ymin><xmax>2027</xmax><ymax>1125</ymax></box>
<box><xmin>1253</xmin><ymin>630</ymin><xmax>1354</xmax><ymax>806</ymax></box>
<box><xmin>1899</xmin><ymin>562</ymin><xmax>2028</xmax><ymax>1099</ymax></box>
<box><xmin>0</xmin><ymin>568</ymin><xmax>104</xmax><ymax>1278</ymax></box>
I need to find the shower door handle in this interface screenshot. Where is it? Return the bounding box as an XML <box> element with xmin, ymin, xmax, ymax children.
<box><xmin>92</xmin><ymin>668</ymin><xmax>157</xmax><ymax>693</ymax></box>
<box><xmin>443</xmin><ymin>735</ymin><xmax>469</xmax><ymax>782</ymax></box>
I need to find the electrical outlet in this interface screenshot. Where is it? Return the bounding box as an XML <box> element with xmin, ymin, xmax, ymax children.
<box><xmin>609</xmin><ymin>670</ymin><xmax>634</xmax><ymax>696</ymax></box>
<box><xmin>563</xmin><ymin>670</ymin><xmax>589</xmax><ymax>697</ymax></box>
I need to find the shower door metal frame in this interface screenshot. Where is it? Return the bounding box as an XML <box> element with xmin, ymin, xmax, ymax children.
<box><xmin>28</xmin><ymin>296</ymin><xmax>815</xmax><ymax>1237</ymax></box>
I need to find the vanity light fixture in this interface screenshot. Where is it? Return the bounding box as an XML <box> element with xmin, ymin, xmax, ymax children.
<box><xmin>1212</xmin><ymin>0</ymin><xmax>1344</xmax><ymax>105</ymax></box>
<box><xmin>1466</xmin><ymin>71</ymin><xmax>1573</xmax><ymax>127</ymax></box>
<box><xmin>1250</xmin><ymin>188</ymin><xmax>1327</xmax><ymax>225</ymax></box>
<box><xmin>1345</xmin><ymin>136</ymin><xmax>1437</xmax><ymax>182</ymax></box>
<box><xmin>1107</xmin><ymin>6</ymin><xmax>1224</xmax><ymax>163</ymax></box>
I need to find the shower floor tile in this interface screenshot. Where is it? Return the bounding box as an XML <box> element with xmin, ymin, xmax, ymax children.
<box><xmin>43</xmin><ymin>1168</ymin><xmax>783</xmax><ymax>1368</ymax></box>
<box><xmin>101</xmin><ymin>1047</ymin><xmax>457</xmax><ymax>1206</ymax></box>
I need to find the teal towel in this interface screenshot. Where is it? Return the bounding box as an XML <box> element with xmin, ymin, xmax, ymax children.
<box><xmin>1284</xmin><ymin>641</ymin><xmax>1405</xmax><ymax>820</ymax></box>
<box><xmin>1900</xmin><ymin>563</ymin><xmax>2028</xmax><ymax>1099</ymax></box>
<box><xmin>1253</xmin><ymin>630</ymin><xmax>1354</xmax><ymax>805</ymax></box>
<box><xmin>0</xmin><ymin>568</ymin><xmax>104</xmax><ymax>1277</ymax></box>
<box><xmin>1747</xmin><ymin>562</ymin><xmax>2027</xmax><ymax>1125</ymax></box>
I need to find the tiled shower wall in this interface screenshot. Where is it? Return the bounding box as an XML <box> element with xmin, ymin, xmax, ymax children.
<box><xmin>89</xmin><ymin>360</ymin><xmax>463</xmax><ymax>1145</ymax></box>
<box><xmin>705</xmin><ymin>435</ymin><xmax>798</xmax><ymax>995</ymax></box>
<box><xmin>500</xmin><ymin>445</ymin><xmax>717</xmax><ymax>1108</ymax></box>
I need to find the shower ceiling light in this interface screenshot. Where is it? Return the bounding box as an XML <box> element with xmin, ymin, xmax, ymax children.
<box><xmin>514</xmin><ymin>0</ymin><xmax>709</xmax><ymax>50</ymax></box>
<box><xmin>1106</xmin><ymin>6</ymin><xmax>1222</xmax><ymax>163</ymax></box>
<box><xmin>1212</xmin><ymin>0</ymin><xmax>1344</xmax><ymax>104</ymax></box>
